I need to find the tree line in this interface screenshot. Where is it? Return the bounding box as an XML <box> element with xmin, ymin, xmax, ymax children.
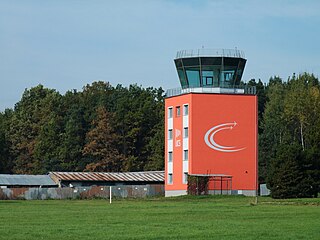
<box><xmin>0</xmin><ymin>73</ymin><xmax>319</xmax><ymax>198</ymax></box>
<box><xmin>0</xmin><ymin>82</ymin><xmax>164</xmax><ymax>174</ymax></box>
<box><xmin>253</xmin><ymin>73</ymin><xmax>320</xmax><ymax>198</ymax></box>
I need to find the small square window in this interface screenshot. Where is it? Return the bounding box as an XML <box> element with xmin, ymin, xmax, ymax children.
<box><xmin>183</xmin><ymin>105</ymin><xmax>189</xmax><ymax>116</ymax></box>
<box><xmin>176</xmin><ymin>106</ymin><xmax>181</xmax><ymax>117</ymax></box>
<box><xmin>184</xmin><ymin>127</ymin><xmax>188</xmax><ymax>138</ymax></box>
<box><xmin>168</xmin><ymin>107</ymin><xmax>173</xmax><ymax>118</ymax></box>
<box><xmin>206</xmin><ymin>77</ymin><xmax>213</xmax><ymax>85</ymax></box>
<box><xmin>168</xmin><ymin>174</ymin><xmax>173</xmax><ymax>184</ymax></box>
<box><xmin>168</xmin><ymin>152</ymin><xmax>173</xmax><ymax>162</ymax></box>
<box><xmin>183</xmin><ymin>150</ymin><xmax>188</xmax><ymax>161</ymax></box>
<box><xmin>168</xmin><ymin>129</ymin><xmax>173</xmax><ymax>140</ymax></box>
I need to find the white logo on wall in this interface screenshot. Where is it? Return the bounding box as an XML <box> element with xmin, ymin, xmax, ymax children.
<box><xmin>175</xmin><ymin>129</ymin><xmax>181</xmax><ymax>147</ymax></box>
<box><xmin>204</xmin><ymin>122</ymin><xmax>246</xmax><ymax>153</ymax></box>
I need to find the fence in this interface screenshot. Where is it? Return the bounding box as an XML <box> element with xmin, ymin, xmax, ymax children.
<box><xmin>0</xmin><ymin>184</ymin><xmax>164</xmax><ymax>200</ymax></box>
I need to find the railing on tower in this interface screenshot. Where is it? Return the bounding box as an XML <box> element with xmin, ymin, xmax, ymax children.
<box><xmin>176</xmin><ymin>48</ymin><xmax>245</xmax><ymax>59</ymax></box>
<box><xmin>165</xmin><ymin>85</ymin><xmax>256</xmax><ymax>98</ymax></box>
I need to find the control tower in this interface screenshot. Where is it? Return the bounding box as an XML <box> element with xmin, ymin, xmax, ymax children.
<box><xmin>165</xmin><ymin>48</ymin><xmax>257</xmax><ymax>197</ymax></box>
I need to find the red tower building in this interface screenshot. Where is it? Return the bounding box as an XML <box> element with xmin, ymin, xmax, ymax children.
<box><xmin>165</xmin><ymin>49</ymin><xmax>257</xmax><ymax>197</ymax></box>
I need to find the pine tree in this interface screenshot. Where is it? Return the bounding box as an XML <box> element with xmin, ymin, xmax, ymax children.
<box><xmin>268</xmin><ymin>144</ymin><xmax>304</xmax><ymax>198</ymax></box>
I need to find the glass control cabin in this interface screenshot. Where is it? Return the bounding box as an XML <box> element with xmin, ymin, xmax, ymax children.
<box><xmin>174</xmin><ymin>49</ymin><xmax>246</xmax><ymax>89</ymax></box>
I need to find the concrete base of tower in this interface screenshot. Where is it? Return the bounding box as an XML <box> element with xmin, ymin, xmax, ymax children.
<box><xmin>207</xmin><ymin>190</ymin><xmax>257</xmax><ymax>196</ymax></box>
<box><xmin>208</xmin><ymin>190</ymin><xmax>232</xmax><ymax>195</ymax></box>
<box><xmin>165</xmin><ymin>189</ymin><xmax>257</xmax><ymax>197</ymax></box>
<box><xmin>208</xmin><ymin>190</ymin><xmax>257</xmax><ymax>196</ymax></box>
<box><xmin>232</xmin><ymin>190</ymin><xmax>257</xmax><ymax>196</ymax></box>
<box><xmin>165</xmin><ymin>190</ymin><xmax>187</xmax><ymax>197</ymax></box>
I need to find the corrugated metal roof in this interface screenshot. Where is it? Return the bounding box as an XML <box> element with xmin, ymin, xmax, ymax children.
<box><xmin>49</xmin><ymin>171</ymin><xmax>164</xmax><ymax>183</ymax></box>
<box><xmin>0</xmin><ymin>174</ymin><xmax>57</xmax><ymax>186</ymax></box>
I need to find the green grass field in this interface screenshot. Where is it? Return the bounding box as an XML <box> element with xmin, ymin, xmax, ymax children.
<box><xmin>0</xmin><ymin>196</ymin><xmax>319</xmax><ymax>240</ymax></box>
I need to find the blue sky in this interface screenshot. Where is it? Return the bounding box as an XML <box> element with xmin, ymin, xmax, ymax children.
<box><xmin>1</xmin><ymin>0</ymin><xmax>320</xmax><ymax>110</ymax></box>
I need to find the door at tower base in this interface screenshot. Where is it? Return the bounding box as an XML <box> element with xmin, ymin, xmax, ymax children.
<box><xmin>165</xmin><ymin>93</ymin><xmax>257</xmax><ymax>197</ymax></box>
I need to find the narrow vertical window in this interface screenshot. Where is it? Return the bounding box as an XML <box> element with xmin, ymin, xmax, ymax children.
<box><xmin>184</xmin><ymin>150</ymin><xmax>188</xmax><ymax>161</ymax></box>
<box><xmin>168</xmin><ymin>129</ymin><xmax>173</xmax><ymax>140</ymax></box>
<box><xmin>168</xmin><ymin>174</ymin><xmax>173</xmax><ymax>184</ymax></box>
<box><xmin>168</xmin><ymin>152</ymin><xmax>173</xmax><ymax>162</ymax></box>
<box><xmin>183</xmin><ymin>105</ymin><xmax>189</xmax><ymax>116</ymax></box>
<box><xmin>168</xmin><ymin>107</ymin><xmax>173</xmax><ymax>118</ymax></box>
<box><xmin>184</xmin><ymin>127</ymin><xmax>188</xmax><ymax>138</ymax></box>
<box><xmin>183</xmin><ymin>172</ymin><xmax>188</xmax><ymax>184</ymax></box>
<box><xmin>176</xmin><ymin>106</ymin><xmax>181</xmax><ymax>117</ymax></box>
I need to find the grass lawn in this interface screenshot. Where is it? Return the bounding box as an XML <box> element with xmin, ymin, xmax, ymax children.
<box><xmin>0</xmin><ymin>196</ymin><xmax>319</xmax><ymax>240</ymax></box>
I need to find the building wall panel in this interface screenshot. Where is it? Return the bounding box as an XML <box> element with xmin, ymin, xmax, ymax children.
<box><xmin>190</xmin><ymin>94</ymin><xmax>257</xmax><ymax>190</ymax></box>
<box><xmin>165</xmin><ymin>94</ymin><xmax>191</xmax><ymax>191</ymax></box>
<box><xmin>165</xmin><ymin>93</ymin><xmax>257</xmax><ymax>194</ymax></box>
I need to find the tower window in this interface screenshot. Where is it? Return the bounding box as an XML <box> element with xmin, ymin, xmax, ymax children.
<box><xmin>183</xmin><ymin>150</ymin><xmax>188</xmax><ymax>161</ymax></box>
<box><xmin>202</xmin><ymin>70</ymin><xmax>214</xmax><ymax>86</ymax></box>
<box><xmin>184</xmin><ymin>127</ymin><xmax>188</xmax><ymax>138</ymax></box>
<box><xmin>168</xmin><ymin>107</ymin><xmax>173</xmax><ymax>118</ymax></box>
<box><xmin>168</xmin><ymin>152</ymin><xmax>173</xmax><ymax>162</ymax></box>
<box><xmin>176</xmin><ymin>106</ymin><xmax>181</xmax><ymax>117</ymax></box>
<box><xmin>183</xmin><ymin>172</ymin><xmax>188</xmax><ymax>184</ymax></box>
<box><xmin>186</xmin><ymin>69</ymin><xmax>200</xmax><ymax>88</ymax></box>
<box><xmin>183</xmin><ymin>105</ymin><xmax>189</xmax><ymax>116</ymax></box>
<box><xmin>205</xmin><ymin>77</ymin><xmax>213</xmax><ymax>85</ymax></box>
<box><xmin>168</xmin><ymin>129</ymin><xmax>173</xmax><ymax>140</ymax></box>
<box><xmin>168</xmin><ymin>174</ymin><xmax>173</xmax><ymax>184</ymax></box>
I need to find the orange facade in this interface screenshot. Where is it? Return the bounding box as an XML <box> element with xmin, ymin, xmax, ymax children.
<box><xmin>165</xmin><ymin>93</ymin><xmax>257</xmax><ymax>194</ymax></box>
